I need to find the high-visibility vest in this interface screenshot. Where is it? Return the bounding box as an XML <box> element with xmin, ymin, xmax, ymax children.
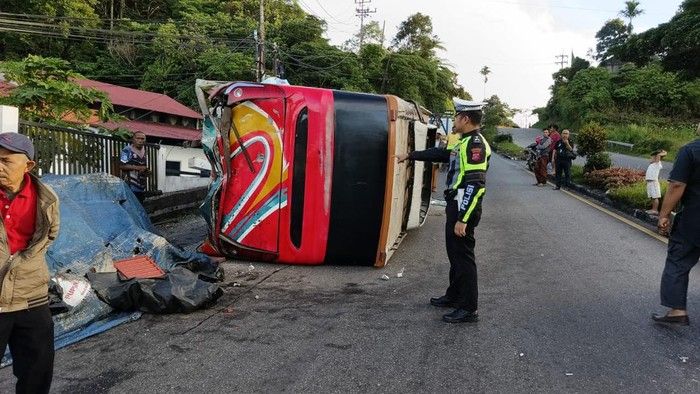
<box><xmin>450</xmin><ymin>133</ymin><xmax>491</xmax><ymax>190</ymax></box>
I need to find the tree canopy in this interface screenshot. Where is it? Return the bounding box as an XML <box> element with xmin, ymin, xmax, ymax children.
<box><xmin>0</xmin><ymin>55</ymin><xmax>113</xmax><ymax>123</ymax></box>
<box><xmin>0</xmin><ymin>1</ymin><xmax>469</xmax><ymax>115</ymax></box>
<box><xmin>538</xmin><ymin>0</ymin><xmax>700</xmax><ymax>128</ymax></box>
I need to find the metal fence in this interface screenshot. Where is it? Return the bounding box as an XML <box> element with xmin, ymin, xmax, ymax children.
<box><xmin>18</xmin><ymin>121</ymin><xmax>161</xmax><ymax>193</ymax></box>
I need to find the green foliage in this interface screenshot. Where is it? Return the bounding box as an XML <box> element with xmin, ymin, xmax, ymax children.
<box><xmin>491</xmin><ymin>141</ymin><xmax>525</xmax><ymax>159</ymax></box>
<box><xmin>612</xmin><ymin>63</ymin><xmax>686</xmax><ymax>116</ymax></box>
<box><xmin>391</xmin><ymin>13</ymin><xmax>442</xmax><ymax>58</ymax></box>
<box><xmin>494</xmin><ymin>134</ymin><xmax>513</xmax><ymax>143</ymax></box>
<box><xmin>619</xmin><ymin>1</ymin><xmax>644</xmax><ymax>34</ymax></box>
<box><xmin>380</xmin><ymin>52</ymin><xmax>458</xmax><ymax>113</ymax></box>
<box><xmin>617</xmin><ymin>0</ymin><xmax>700</xmax><ymax>79</ymax></box>
<box><xmin>481</xmin><ymin>125</ymin><xmax>497</xmax><ymax>143</ymax></box>
<box><xmin>632</xmin><ymin>136</ymin><xmax>674</xmax><ymax>155</ymax></box>
<box><xmin>343</xmin><ymin>21</ymin><xmax>384</xmax><ymax>52</ymax></box>
<box><xmin>584</xmin><ymin>152</ymin><xmax>612</xmax><ymax>173</ymax></box>
<box><xmin>483</xmin><ymin>95</ymin><xmax>515</xmax><ymax>128</ymax></box>
<box><xmin>0</xmin><ymin>1</ymin><xmax>469</xmax><ymax>114</ymax></box>
<box><xmin>542</xmin><ymin>2</ymin><xmax>699</xmax><ymax>143</ymax></box>
<box><xmin>608</xmin><ymin>180</ymin><xmax>668</xmax><ymax>209</ymax></box>
<box><xmin>0</xmin><ymin>55</ymin><xmax>113</xmax><ymax>123</ymax></box>
<box><xmin>595</xmin><ymin>18</ymin><xmax>628</xmax><ymax>62</ymax></box>
<box><xmin>603</xmin><ymin>122</ymin><xmax>696</xmax><ymax>160</ymax></box>
<box><xmin>571</xmin><ymin>164</ymin><xmax>585</xmax><ymax>184</ymax></box>
<box><xmin>567</xmin><ymin>68</ymin><xmax>614</xmax><ymax>113</ymax></box>
<box><xmin>577</xmin><ymin>122</ymin><xmax>607</xmax><ymax>157</ymax></box>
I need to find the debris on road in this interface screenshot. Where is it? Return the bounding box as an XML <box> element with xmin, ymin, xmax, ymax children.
<box><xmin>397</xmin><ymin>268</ymin><xmax>405</xmax><ymax>278</ymax></box>
<box><xmin>519</xmin><ymin>353</ymin><xmax>524</xmax><ymax>357</ymax></box>
<box><xmin>88</xmin><ymin>266</ymin><xmax>223</xmax><ymax>314</ymax></box>
<box><xmin>565</xmin><ymin>373</ymin><xmax>573</xmax><ymax>376</ymax></box>
<box><xmin>430</xmin><ymin>199</ymin><xmax>447</xmax><ymax>207</ymax></box>
<box><xmin>680</xmin><ymin>356</ymin><xmax>689</xmax><ymax>363</ymax></box>
<box><xmin>380</xmin><ymin>274</ymin><xmax>390</xmax><ymax>281</ymax></box>
<box><xmin>113</xmin><ymin>255</ymin><xmax>166</xmax><ymax>280</ymax></box>
<box><xmin>254</xmin><ymin>295</ymin><xmax>260</xmax><ymax>300</ymax></box>
<box><xmin>248</xmin><ymin>264</ymin><xmax>255</xmax><ymax>271</ymax></box>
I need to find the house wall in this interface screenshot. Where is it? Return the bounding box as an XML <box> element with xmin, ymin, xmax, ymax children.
<box><xmin>157</xmin><ymin>145</ymin><xmax>211</xmax><ymax>193</ymax></box>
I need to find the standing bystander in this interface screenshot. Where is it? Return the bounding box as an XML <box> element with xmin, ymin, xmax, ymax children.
<box><xmin>120</xmin><ymin>131</ymin><xmax>149</xmax><ymax>203</ymax></box>
<box><xmin>552</xmin><ymin>129</ymin><xmax>576</xmax><ymax>190</ymax></box>
<box><xmin>645</xmin><ymin>149</ymin><xmax>667</xmax><ymax>215</ymax></box>
<box><xmin>0</xmin><ymin>132</ymin><xmax>59</xmax><ymax>393</ymax></box>
<box><xmin>533</xmin><ymin>128</ymin><xmax>552</xmax><ymax>186</ymax></box>
<box><xmin>652</xmin><ymin>125</ymin><xmax>700</xmax><ymax>325</ymax></box>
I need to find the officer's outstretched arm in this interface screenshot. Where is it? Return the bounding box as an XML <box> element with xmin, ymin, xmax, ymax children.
<box><xmin>408</xmin><ymin>147</ymin><xmax>450</xmax><ymax>163</ymax></box>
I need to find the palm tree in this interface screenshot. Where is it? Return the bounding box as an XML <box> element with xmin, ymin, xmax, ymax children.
<box><xmin>480</xmin><ymin>66</ymin><xmax>491</xmax><ymax>99</ymax></box>
<box><xmin>619</xmin><ymin>1</ymin><xmax>644</xmax><ymax>34</ymax></box>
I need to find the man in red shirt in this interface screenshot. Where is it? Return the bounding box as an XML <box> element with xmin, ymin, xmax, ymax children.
<box><xmin>0</xmin><ymin>132</ymin><xmax>60</xmax><ymax>394</ymax></box>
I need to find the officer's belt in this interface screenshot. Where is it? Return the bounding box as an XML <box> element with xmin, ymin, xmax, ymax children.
<box><xmin>461</xmin><ymin>173</ymin><xmax>486</xmax><ymax>183</ymax></box>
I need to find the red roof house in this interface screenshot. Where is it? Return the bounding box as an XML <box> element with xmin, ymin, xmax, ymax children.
<box><xmin>76</xmin><ymin>79</ymin><xmax>203</xmax><ymax>141</ymax></box>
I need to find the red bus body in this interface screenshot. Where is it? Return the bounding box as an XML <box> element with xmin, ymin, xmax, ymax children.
<box><xmin>197</xmin><ymin>81</ymin><xmax>435</xmax><ymax>266</ymax></box>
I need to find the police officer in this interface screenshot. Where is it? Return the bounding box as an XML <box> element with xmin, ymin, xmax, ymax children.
<box><xmin>397</xmin><ymin>98</ymin><xmax>491</xmax><ymax>323</ymax></box>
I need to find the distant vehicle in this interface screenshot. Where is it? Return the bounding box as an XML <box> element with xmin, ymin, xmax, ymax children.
<box><xmin>195</xmin><ymin>80</ymin><xmax>437</xmax><ymax>267</ymax></box>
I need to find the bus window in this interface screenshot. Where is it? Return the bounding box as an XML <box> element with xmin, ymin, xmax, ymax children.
<box><xmin>290</xmin><ymin>108</ymin><xmax>309</xmax><ymax>248</ymax></box>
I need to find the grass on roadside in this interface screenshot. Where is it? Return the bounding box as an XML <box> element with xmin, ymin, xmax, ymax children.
<box><xmin>607</xmin><ymin>180</ymin><xmax>668</xmax><ymax>210</ymax></box>
<box><xmin>492</xmin><ymin>141</ymin><xmax>526</xmax><ymax>159</ymax></box>
<box><xmin>605</xmin><ymin>123</ymin><xmax>697</xmax><ymax>161</ymax></box>
<box><xmin>571</xmin><ymin>164</ymin><xmax>584</xmax><ymax>184</ymax></box>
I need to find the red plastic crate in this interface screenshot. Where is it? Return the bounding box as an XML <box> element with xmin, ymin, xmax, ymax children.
<box><xmin>113</xmin><ymin>256</ymin><xmax>166</xmax><ymax>280</ymax></box>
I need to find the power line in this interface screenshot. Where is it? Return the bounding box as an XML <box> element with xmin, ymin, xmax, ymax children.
<box><xmin>0</xmin><ymin>15</ymin><xmax>256</xmax><ymax>44</ymax></box>
<box><xmin>312</xmin><ymin>0</ymin><xmax>356</xmax><ymax>25</ymax></box>
<box><xmin>275</xmin><ymin>45</ymin><xmax>356</xmax><ymax>71</ymax></box>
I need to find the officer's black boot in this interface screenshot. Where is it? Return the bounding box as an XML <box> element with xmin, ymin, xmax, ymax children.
<box><xmin>442</xmin><ymin>308</ymin><xmax>479</xmax><ymax>323</ymax></box>
<box><xmin>430</xmin><ymin>296</ymin><xmax>455</xmax><ymax>308</ymax></box>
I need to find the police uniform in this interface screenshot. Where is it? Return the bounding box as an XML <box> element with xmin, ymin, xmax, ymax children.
<box><xmin>407</xmin><ymin>99</ymin><xmax>491</xmax><ymax>319</ymax></box>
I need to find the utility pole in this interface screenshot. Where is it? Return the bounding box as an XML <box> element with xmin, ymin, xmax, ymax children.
<box><xmin>355</xmin><ymin>0</ymin><xmax>376</xmax><ymax>50</ymax></box>
<box><xmin>380</xmin><ymin>20</ymin><xmax>386</xmax><ymax>47</ymax></box>
<box><xmin>109</xmin><ymin>0</ymin><xmax>114</xmax><ymax>46</ymax></box>
<box><xmin>272</xmin><ymin>42</ymin><xmax>284</xmax><ymax>79</ymax></box>
<box><xmin>555</xmin><ymin>53</ymin><xmax>569</xmax><ymax>69</ymax></box>
<box><xmin>256</xmin><ymin>0</ymin><xmax>265</xmax><ymax>82</ymax></box>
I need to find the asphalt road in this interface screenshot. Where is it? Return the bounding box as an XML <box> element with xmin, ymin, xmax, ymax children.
<box><xmin>502</xmin><ymin>127</ymin><xmax>674</xmax><ymax>179</ymax></box>
<box><xmin>3</xmin><ymin>154</ymin><xmax>699</xmax><ymax>393</ymax></box>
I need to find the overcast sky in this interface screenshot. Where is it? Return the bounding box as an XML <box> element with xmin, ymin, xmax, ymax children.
<box><xmin>297</xmin><ymin>0</ymin><xmax>683</xmax><ymax>126</ymax></box>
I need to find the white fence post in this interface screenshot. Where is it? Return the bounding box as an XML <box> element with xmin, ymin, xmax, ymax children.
<box><xmin>157</xmin><ymin>146</ymin><xmax>167</xmax><ymax>192</ymax></box>
<box><xmin>0</xmin><ymin>105</ymin><xmax>19</xmax><ymax>133</ymax></box>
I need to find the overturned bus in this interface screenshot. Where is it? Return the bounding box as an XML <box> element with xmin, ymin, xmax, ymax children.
<box><xmin>195</xmin><ymin>80</ymin><xmax>436</xmax><ymax>267</ymax></box>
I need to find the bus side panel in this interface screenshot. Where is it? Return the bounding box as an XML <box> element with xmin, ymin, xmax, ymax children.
<box><xmin>324</xmin><ymin>92</ymin><xmax>388</xmax><ymax>265</ymax></box>
<box><xmin>277</xmin><ymin>89</ymin><xmax>334</xmax><ymax>264</ymax></box>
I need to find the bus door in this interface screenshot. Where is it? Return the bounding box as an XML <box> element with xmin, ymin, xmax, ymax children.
<box><xmin>218</xmin><ymin>96</ymin><xmax>287</xmax><ymax>255</ymax></box>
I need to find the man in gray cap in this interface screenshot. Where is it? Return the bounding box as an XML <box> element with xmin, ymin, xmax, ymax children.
<box><xmin>397</xmin><ymin>98</ymin><xmax>491</xmax><ymax>323</ymax></box>
<box><xmin>0</xmin><ymin>132</ymin><xmax>59</xmax><ymax>393</ymax></box>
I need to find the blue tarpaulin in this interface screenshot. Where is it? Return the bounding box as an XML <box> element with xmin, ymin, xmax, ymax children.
<box><xmin>2</xmin><ymin>173</ymin><xmax>213</xmax><ymax>366</ymax></box>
